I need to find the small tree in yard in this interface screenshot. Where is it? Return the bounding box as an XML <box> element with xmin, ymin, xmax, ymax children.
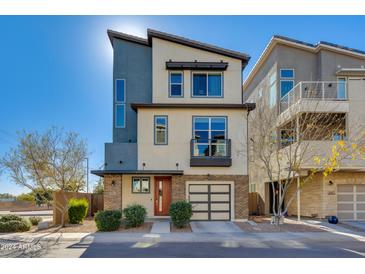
<box><xmin>0</xmin><ymin>127</ymin><xmax>88</xmax><ymax>227</ymax></box>
<box><xmin>249</xmin><ymin>95</ymin><xmax>365</xmax><ymax>225</ymax></box>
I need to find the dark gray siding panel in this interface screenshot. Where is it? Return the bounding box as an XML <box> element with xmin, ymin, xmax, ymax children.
<box><xmin>105</xmin><ymin>142</ymin><xmax>137</xmax><ymax>170</ymax></box>
<box><xmin>113</xmin><ymin>38</ymin><xmax>152</xmax><ymax>143</ymax></box>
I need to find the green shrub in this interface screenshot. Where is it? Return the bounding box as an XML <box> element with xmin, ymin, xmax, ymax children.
<box><xmin>29</xmin><ymin>216</ymin><xmax>43</xmax><ymax>226</ymax></box>
<box><xmin>0</xmin><ymin>214</ymin><xmax>31</xmax><ymax>233</ymax></box>
<box><xmin>169</xmin><ymin>201</ymin><xmax>193</xmax><ymax>228</ymax></box>
<box><xmin>123</xmin><ymin>204</ymin><xmax>147</xmax><ymax>228</ymax></box>
<box><xmin>68</xmin><ymin>198</ymin><xmax>89</xmax><ymax>224</ymax></box>
<box><xmin>94</xmin><ymin>210</ymin><xmax>122</xmax><ymax>231</ymax></box>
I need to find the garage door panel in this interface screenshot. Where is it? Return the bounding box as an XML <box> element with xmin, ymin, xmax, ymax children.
<box><xmin>210</xmin><ymin>185</ymin><xmax>229</xmax><ymax>193</ymax></box>
<box><xmin>338</xmin><ymin>212</ymin><xmax>355</xmax><ymax>220</ymax></box>
<box><xmin>191</xmin><ymin>203</ymin><xmax>208</xmax><ymax>211</ymax></box>
<box><xmin>356</xmin><ymin>194</ymin><xmax>365</xmax><ymax>201</ymax></box>
<box><xmin>356</xmin><ymin>213</ymin><xmax>365</xmax><ymax>220</ymax></box>
<box><xmin>356</xmin><ymin>203</ymin><xmax>365</xmax><ymax>210</ymax></box>
<box><xmin>356</xmin><ymin>185</ymin><xmax>365</xmax><ymax>192</ymax></box>
<box><xmin>211</xmin><ymin>194</ymin><xmax>229</xmax><ymax>202</ymax></box>
<box><xmin>188</xmin><ymin>183</ymin><xmax>231</xmax><ymax>221</ymax></box>
<box><xmin>191</xmin><ymin>212</ymin><xmax>209</xmax><ymax>220</ymax></box>
<box><xmin>211</xmin><ymin>212</ymin><xmax>230</xmax><ymax>220</ymax></box>
<box><xmin>190</xmin><ymin>194</ymin><xmax>208</xmax><ymax>202</ymax></box>
<box><xmin>211</xmin><ymin>203</ymin><xmax>230</xmax><ymax>211</ymax></box>
<box><xmin>338</xmin><ymin>185</ymin><xmax>354</xmax><ymax>192</ymax></box>
<box><xmin>190</xmin><ymin>185</ymin><xmax>208</xmax><ymax>193</ymax></box>
<box><xmin>338</xmin><ymin>203</ymin><xmax>354</xmax><ymax>211</ymax></box>
<box><xmin>338</xmin><ymin>194</ymin><xmax>354</xmax><ymax>202</ymax></box>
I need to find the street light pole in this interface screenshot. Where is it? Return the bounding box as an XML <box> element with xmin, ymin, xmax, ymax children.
<box><xmin>85</xmin><ymin>157</ymin><xmax>89</xmax><ymax>193</ymax></box>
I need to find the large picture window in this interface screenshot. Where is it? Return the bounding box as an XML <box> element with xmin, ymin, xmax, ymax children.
<box><xmin>115</xmin><ymin>79</ymin><xmax>126</xmax><ymax>128</ymax></box>
<box><xmin>192</xmin><ymin>72</ymin><xmax>223</xmax><ymax>97</ymax></box>
<box><xmin>132</xmin><ymin>177</ymin><xmax>150</xmax><ymax>193</ymax></box>
<box><xmin>193</xmin><ymin>117</ymin><xmax>227</xmax><ymax>157</ymax></box>
<box><xmin>154</xmin><ymin>116</ymin><xmax>168</xmax><ymax>145</ymax></box>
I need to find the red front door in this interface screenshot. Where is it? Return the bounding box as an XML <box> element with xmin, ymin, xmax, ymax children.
<box><xmin>154</xmin><ymin>176</ymin><xmax>172</xmax><ymax>216</ymax></box>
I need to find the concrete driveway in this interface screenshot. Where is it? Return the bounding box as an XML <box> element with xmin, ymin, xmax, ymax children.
<box><xmin>190</xmin><ymin>221</ymin><xmax>242</xmax><ymax>233</ymax></box>
<box><xmin>343</xmin><ymin>221</ymin><xmax>365</xmax><ymax>231</ymax></box>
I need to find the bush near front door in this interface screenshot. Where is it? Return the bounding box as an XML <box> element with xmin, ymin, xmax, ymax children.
<box><xmin>123</xmin><ymin>204</ymin><xmax>147</xmax><ymax>228</ymax></box>
<box><xmin>169</xmin><ymin>201</ymin><xmax>193</xmax><ymax>228</ymax></box>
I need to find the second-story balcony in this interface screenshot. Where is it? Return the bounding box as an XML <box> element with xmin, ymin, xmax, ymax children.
<box><xmin>190</xmin><ymin>139</ymin><xmax>232</xmax><ymax>167</ymax></box>
<box><xmin>280</xmin><ymin>81</ymin><xmax>348</xmax><ymax>114</ymax></box>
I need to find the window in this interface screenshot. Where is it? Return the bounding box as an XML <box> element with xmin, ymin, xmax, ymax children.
<box><xmin>269</xmin><ymin>71</ymin><xmax>277</xmax><ymax>108</ymax></box>
<box><xmin>115</xmin><ymin>104</ymin><xmax>125</xmax><ymax>128</ymax></box>
<box><xmin>169</xmin><ymin>72</ymin><xmax>183</xmax><ymax>97</ymax></box>
<box><xmin>337</xmin><ymin>77</ymin><xmax>347</xmax><ymax>99</ymax></box>
<box><xmin>154</xmin><ymin>116</ymin><xmax>168</xmax><ymax>145</ymax></box>
<box><xmin>132</xmin><ymin>177</ymin><xmax>150</xmax><ymax>193</ymax></box>
<box><xmin>192</xmin><ymin>72</ymin><xmax>223</xmax><ymax>97</ymax></box>
<box><xmin>280</xmin><ymin>69</ymin><xmax>294</xmax><ymax>98</ymax></box>
<box><xmin>193</xmin><ymin>117</ymin><xmax>227</xmax><ymax>157</ymax></box>
<box><xmin>115</xmin><ymin>79</ymin><xmax>126</xmax><ymax>128</ymax></box>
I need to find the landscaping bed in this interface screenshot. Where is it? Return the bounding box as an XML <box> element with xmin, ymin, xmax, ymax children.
<box><xmin>33</xmin><ymin>218</ymin><xmax>152</xmax><ymax>233</ymax></box>
<box><xmin>170</xmin><ymin>222</ymin><xmax>192</xmax><ymax>232</ymax></box>
<box><xmin>235</xmin><ymin>216</ymin><xmax>325</xmax><ymax>232</ymax></box>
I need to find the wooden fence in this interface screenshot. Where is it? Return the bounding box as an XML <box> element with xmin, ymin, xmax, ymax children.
<box><xmin>248</xmin><ymin>192</ymin><xmax>265</xmax><ymax>216</ymax></box>
<box><xmin>53</xmin><ymin>191</ymin><xmax>103</xmax><ymax>225</ymax></box>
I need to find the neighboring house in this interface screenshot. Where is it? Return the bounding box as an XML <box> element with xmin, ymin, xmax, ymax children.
<box><xmin>243</xmin><ymin>35</ymin><xmax>365</xmax><ymax>221</ymax></box>
<box><xmin>91</xmin><ymin>29</ymin><xmax>254</xmax><ymax>221</ymax></box>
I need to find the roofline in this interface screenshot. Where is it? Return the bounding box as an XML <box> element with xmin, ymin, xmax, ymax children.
<box><xmin>107</xmin><ymin>29</ymin><xmax>250</xmax><ymax>67</ymax></box>
<box><xmin>91</xmin><ymin>169</ymin><xmax>184</xmax><ymax>177</ymax></box>
<box><xmin>243</xmin><ymin>35</ymin><xmax>365</xmax><ymax>93</ymax></box>
<box><xmin>131</xmin><ymin>103</ymin><xmax>256</xmax><ymax>112</ymax></box>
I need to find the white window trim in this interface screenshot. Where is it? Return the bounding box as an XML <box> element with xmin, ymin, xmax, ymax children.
<box><xmin>280</xmin><ymin>68</ymin><xmax>295</xmax><ymax>79</ymax></box>
<box><xmin>169</xmin><ymin>71</ymin><xmax>184</xmax><ymax>97</ymax></box>
<box><xmin>115</xmin><ymin>103</ymin><xmax>126</xmax><ymax>128</ymax></box>
<box><xmin>115</xmin><ymin>79</ymin><xmax>126</xmax><ymax>103</ymax></box>
<box><xmin>191</xmin><ymin>71</ymin><xmax>223</xmax><ymax>98</ymax></box>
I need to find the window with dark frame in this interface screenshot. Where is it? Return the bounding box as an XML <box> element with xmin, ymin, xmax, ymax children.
<box><xmin>169</xmin><ymin>72</ymin><xmax>183</xmax><ymax>97</ymax></box>
<box><xmin>154</xmin><ymin>116</ymin><xmax>168</xmax><ymax>145</ymax></box>
<box><xmin>115</xmin><ymin>79</ymin><xmax>126</xmax><ymax>128</ymax></box>
<box><xmin>192</xmin><ymin>72</ymin><xmax>223</xmax><ymax>97</ymax></box>
<box><xmin>132</xmin><ymin>177</ymin><xmax>150</xmax><ymax>193</ymax></box>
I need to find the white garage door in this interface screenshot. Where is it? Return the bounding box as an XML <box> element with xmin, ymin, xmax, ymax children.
<box><xmin>337</xmin><ymin>185</ymin><xmax>365</xmax><ymax>221</ymax></box>
<box><xmin>188</xmin><ymin>184</ymin><xmax>231</xmax><ymax>221</ymax></box>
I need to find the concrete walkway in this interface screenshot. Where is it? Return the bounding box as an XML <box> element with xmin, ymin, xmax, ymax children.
<box><xmin>190</xmin><ymin>221</ymin><xmax>242</xmax><ymax>233</ymax></box>
<box><xmin>151</xmin><ymin>221</ymin><xmax>170</xmax><ymax>234</ymax></box>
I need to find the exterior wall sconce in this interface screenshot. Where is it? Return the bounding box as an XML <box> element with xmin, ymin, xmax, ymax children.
<box><xmin>142</xmin><ymin>162</ymin><xmax>146</xmax><ymax>170</ymax></box>
<box><xmin>119</xmin><ymin>160</ymin><xmax>123</xmax><ymax>164</ymax></box>
<box><xmin>176</xmin><ymin>163</ymin><xmax>179</xmax><ymax>170</ymax></box>
<box><xmin>111</xmin><ymin>180</ymin><xmax>116</xmax><ymax>186</ymax></box>
<box><xmin>328</xmin><ymin>180</ymin><xmax>334</xmax><ymax>185</ymax></box>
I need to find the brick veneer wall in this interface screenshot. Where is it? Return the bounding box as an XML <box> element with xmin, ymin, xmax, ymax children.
<box><xmin>172</xmin><ymin>174</ymin><xmax>249</xmax><ymax>219</ymax></box>
<box><xmin>104</xmin><ymin>175</ymin><xmax>123</xmax><ymax>210</ymax></box>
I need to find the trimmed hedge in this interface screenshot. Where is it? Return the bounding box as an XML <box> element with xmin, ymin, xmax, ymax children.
<box><xmin>0</xmin><ymin>215</ymin><xmax>31</xmax><ymax>233</ymax></box>
<box><xmin>123</xmin><ymin>204</ymin><xmax>147</xmax><ymax>228</ymax></box>
<box><xmin>169</xmin><ymin>201</ymin><xmax>193</xmax><ymax>228</ymax></box>
<box><xmin>68</xmin><ymin>198</ymin><xmax>89</xmax><ymax>224</ymax></box>
<box><xmin>29</xmin><ymin>216</ymin><xmax>43</xmax><ymax>226</ymax></box>
<box><xmin>94</xmin><ymin>210</ymin><xmax>122</xmax><ymax>231</ymax></box>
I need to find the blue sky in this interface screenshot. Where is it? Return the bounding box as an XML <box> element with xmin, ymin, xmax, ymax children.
<box><xmin>1</xmin><ymin>15</ymin><xmax>365</xmax><ymax>195</ymax></box>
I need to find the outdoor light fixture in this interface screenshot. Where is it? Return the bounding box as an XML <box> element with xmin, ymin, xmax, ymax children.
<box><xmin>176</xmin><ymin>163</ymin><xmax>179</xmax><ymax>170</ymax></box>
<box><xmin>111</xmin><ymin>180</ymin><xmax>116</xmax><ymax>186</ymax></box>
<box><xmin>329</xmin><ymin>180</ymin><xmax>334</xmax><ymax>185</ymax></box>
<box><xmin>142</xmin><ymin>162</ymin><xmax>146</xmax><ymax>170</ymax></box>
<box><xmin>119</xmin><ymin>160</ymin><xmax>123</xmax><ymax>164</ymax></box>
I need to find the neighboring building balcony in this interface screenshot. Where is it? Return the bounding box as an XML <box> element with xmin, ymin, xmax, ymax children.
<box><xmin>190</xmin><ymin>139</ymin><xmax>232</xmax><ymax>167</ymax></box>
<box><xmin>279</xmin><ymin>81</ymin><xmax>349</xmax><ymax>115</ymax></box>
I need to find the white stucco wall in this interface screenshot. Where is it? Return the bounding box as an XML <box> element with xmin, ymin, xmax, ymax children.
<box><xmin>137</xmin><ymin>107</ymin><xmax>248</xmax><ymax>175</ymax></box>
<box><xmin>152</xmin><ymin>37</ymin><xmax>243</xmax><ymax>104</ymax></box>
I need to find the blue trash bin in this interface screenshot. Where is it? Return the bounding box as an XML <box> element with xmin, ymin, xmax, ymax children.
<box><xmin>328</xmin><ymin>216</ymin><xmax>338</xmax><ymax>224</ymax></box>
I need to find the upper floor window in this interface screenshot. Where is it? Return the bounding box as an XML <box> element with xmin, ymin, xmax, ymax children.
<box><xmin>337</xmin><ymin>77</ymin><xmax>347</xmax><ymax>99</ymax></box>
<box><xmin>169</xmin><ymin>72</ymin><xmax>183</xmax><ymax>97</ymax></box>
<box><xmin>115</xmin><ymin>79</ymin><xmax>126</xmax><ymax>128</ymax></box>
<box><xmin>280</xmin><ymin>69</ymin><xmax>294</xmax><ymax>98</ymax></box>
<box><xmin>192</xmin><ymin>117</ymin><xmax>227</xmax><ymax>156</ymax></box>
<box><xmin>192</xmin><ymin>72</ymin><xmax>223</xmax><ymax>97</ymax></box>
<box><xmin>269</xmin><ymin>71</ymin><xmax>277</xmax><ymax>108</ymax></box>
<box><xmin>154</xmin><ymin>116</ymin><xmax>168</xmax><ymax>145</ymax></box>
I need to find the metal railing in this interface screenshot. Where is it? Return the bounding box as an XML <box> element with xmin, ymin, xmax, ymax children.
<box><xmin>280</xmin><ymin>81</ymin><xmax>348</xmax><ymax>113</ymax></box>
<box><xmin>190</xmin><ymin>139</ymin><xmax>231</xmax><ymax>158</ymax></box>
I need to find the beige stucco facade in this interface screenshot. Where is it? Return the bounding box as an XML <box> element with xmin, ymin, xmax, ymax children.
<box><xmin>152</xmin><ymin>37</ymin><xmax>243</xmax><ymax>104</ymax></box>
<box><xmin>137</xmin><ymin>107</ymin><xmax>248</xmax><ymax>175</ymax></box>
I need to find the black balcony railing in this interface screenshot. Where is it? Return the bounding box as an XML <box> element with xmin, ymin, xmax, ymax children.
<box><xmin>190</xmin><ymin>139</ymin><xmax>232</xmax><ymax>167</ymax></box>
